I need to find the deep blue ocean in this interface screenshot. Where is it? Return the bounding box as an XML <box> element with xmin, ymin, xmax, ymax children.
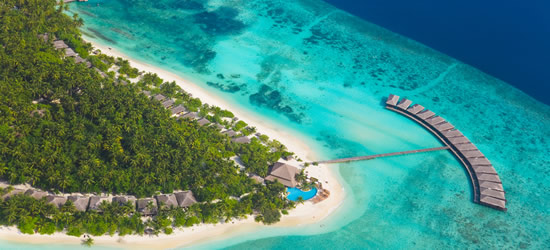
<box><xmin>324</xmin><ymin>0</ymin><xmax>550</xmax><ymax>105</ymax></box>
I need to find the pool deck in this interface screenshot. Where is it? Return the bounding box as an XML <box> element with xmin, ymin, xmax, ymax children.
<box><xmin>385</xmin><ymin>94</ymin><xmax>506</xmax><ymax>211</ymax></box>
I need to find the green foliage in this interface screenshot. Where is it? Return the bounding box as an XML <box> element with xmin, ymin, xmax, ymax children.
<box><xmin>234</xmin><ymin>120</ymin><xmax>248</xmax><ymax>131</ymax></box>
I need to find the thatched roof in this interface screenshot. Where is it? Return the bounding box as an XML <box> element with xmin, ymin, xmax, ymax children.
<box><xmin>68</xmin><ymin>196</ymin><xmax>90</xmax><ymax>211</ymax></box>
<box><xmin>265</xmin><ymin>162</ymin><xmax>298</xmax><ymax>187</ymax></box>
<box><xmin>232</xmin><ymin>136</ymin><xmax>251</xmax><ymax>144</ymax></box>
<box><xmin>137</xmin><ymin>198</ymin><xmax>158</xmax><ymax>215</ymax></box>
<box><xmin>53</xmin><ymin>40</ymin><xmax>68</xmax><ymax>49</ymax></box>
<box><xmin>88</xmin><ymin>196</ymin><xmax>111</xmax><ymax>211</ymax></box>
<box><xmin>1</xmin><ymin>188</ymin><xmax>25</xmax><ymax>200</ymax></box>
<box><xmin>214</xmin><ymin>124</ymin><xmax>224</xmax><ymax>130</ymax></box>
<box><xmin>24</xmin><ymin>189</ymin><xmax>49</xmax><ymax>199</ymax></box>
<box><xmin>171</xmin><ymin>105</ymin><xmax>186</xmax><ymax>116</ymax></box>
<box><xmin>385</xmin><ymin>94</ymin><xmax>400</xmax><ymax>106</ymax></box>
<box><xmin>174</xmin><ymin>191</ymin><xmax>197</xmax><ymax>208</ymax></box>
<box><xmin>155</xmin><ymin>194</ymin><xmax>178</xmax><ymax>209</ymax></box>
<box><xmin>141</xmin><ymin>90</ymin><xmax>151</xmax><ymax>97</ymax></box>
<box><xmin>112</xmin><ymin>195</ymin><xmax>137</xmax><ymax>207</ymax></box>
<box><xmin>46</xmin><ymin>195</ymin><xmax>67</xmax><ymax>208</ymax></box>
<box><xmin>222</xmin><ymin>130</ymin><xmax>237</xmax><ymax>137</ymax></box>
<box><xmin>154</xmin><ymin>94</ymin><xmax>166</xmax><ymax>102</ymax></box>
<box><xmin>181</xmin><ymin>112</ymin><xmax>198</xmax><ymax>120</ymax></box>
<box><xmin>197</xmin><ymin>118</ymin><xmax>210</xmax><ymax>126</ymax></box>
<box><xmin>65</xmin><ymin>48</ymin><xmax>77</xmax><ymax>57</ymax></box>
<box><xmin>249</xmin><ymin>175</ymin><xmax>264</xmax><ymax>184</ymax></box>
<box><xmin>162</xmin><ymin>99</ymin><xmax>175</xmax><ymax>108</ymax></box>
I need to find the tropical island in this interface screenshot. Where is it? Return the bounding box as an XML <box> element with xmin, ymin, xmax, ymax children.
<box><xmin>0</xmin><ymin>0</ymin><xmax>342</xmax><ymax>246</ymax></box>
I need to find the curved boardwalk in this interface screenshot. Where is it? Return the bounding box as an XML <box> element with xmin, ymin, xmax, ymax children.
<box><xmin>385</xmin><ymin>94</ymin><xmax>506</xmax><ymax>211</ymax></box>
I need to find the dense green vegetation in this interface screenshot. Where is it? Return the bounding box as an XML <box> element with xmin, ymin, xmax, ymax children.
<box><xmin>0</xmin><ymin>0</ymin><xmax>301</xmax><ymax>237</ymax></box>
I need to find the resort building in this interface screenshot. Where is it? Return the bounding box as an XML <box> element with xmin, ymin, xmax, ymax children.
<box><xmin>112</xmin><ymin>195</ymin><xmax>137</xmax><ymax>206</ymax></box>
<box><xmin>174</xmin><ymin>191</ymin><xmax>197</xmax><ymax>208</ymax></box>
<box><xmin>88</xmin><ymin>196</ymin><xmax>111</xmax><ymax>211</ymax></box>
<box><xmin>232</xmin><ymin>136</ymin><xmax>251</xmax><ymax>144</ymax></box>
<box><xmin>156</xmin><ymin>194</ymin><xmax>178</xmax><ymax>209</ymax></box>
<box><xmin>162</xmin><ymin>99</ymin><xmax>175</xmax><ymax>109</ymax></box>
<box><xmin>1</xmin><ymin>188</ymin><xmax>25</xmax><ymax>200</ymax></box>
<box><xmin>180</xmin><ymin>112</ymin><xmax>198</xmax><ymax>120</ymax></box>
<box><xmin>153</xmin><ymin>94</ymin><xmax>166</xmax><ymax>102</ymax></box>
<box><xmin>222</xmin><ymin>130</ymin><xmax>237</xmax><ymax>137</ymax></box>
<box><xmin>265</xmin><ymin>162</ymin><xmax>298</xmax><ymax>187</ymax></box>
<box><xmin>24</xmin><ymin>189</ymin><xmax>49</xmax><ymax>199</ymax></box>
<box><xmin>65</xmin><ymin>48</ymin><xmax>77</xmax><ymax>57</ymax></box>
<box><xmin>68</xmin><ymin>196</ymin><xmax>90</xmax><ymax>212</ymax></box>
<box><xmin>197</xmin><ymin>118</ymin><xmax>210</xmax><ymax>126</ymax></box>
<box><xmin>52</xmin><ymin>40</ymin><xmax>68</xmax><ymax>49</ymax></box>
<box><xmin>171</xmin><ymin>105</ymin><xmax>186</xmax><ymax>116</ymax></box>
<box><xmin>46</xmin><ymin>195</ymin><xmax>67</xmax><ymax>208</ymax></box>
<box><xmin>137</xmin><ymin>198</ymin><xmax>158</xmax><ymax>215</ymax></box>
<box><xmin>249</xmin><ymin>174</ymin><xmax>265</xmax><ymax>184</ymax></box>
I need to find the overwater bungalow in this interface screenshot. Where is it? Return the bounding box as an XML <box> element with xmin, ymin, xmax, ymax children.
<box><xmin>265</xmin><ymin>162</ymin><xmax>298</xmax><ymax>187</ymax></box>
<box><xmin>171</xmin><ymin>105</ymin><xmax>186</xmax><ymax>116</ymax></box>
<box><xmin>46</xmin><ymin>195</ymin><xmax>67</xmax><ymax>208</ymax></box>
<box><xmin>68</xmin><ymin>196</ymin><xmax>90</xmax><ymax>212</ymax></box>
<box><xmin>222</xmin><ymin>130</ymin><xmax>237</xmax><ymax>137</ymax></box>
<box><xmin>232</xmin><ymin>136</ymin><xmax>251</xmax><ymax>144</ymax></box>
<box><xmin>162</xmin><ymin>99</ymin><xmax>175</xmax><ymax>109</ymax></box>
<box><xmin>174</xmin><ymin>191</ymin><xmax>197</xmax><ymax>208</ymax></box>
<box><xmin>155</xmin><ymin>194</ymin><xmax>178</xmax><ymax>209</ymax></box>
<box><xmin>24</xmin><ymin>189</ymin><xmax>49</xmax><ymax>199</ymax></box>
<box><xmin>197</xmin><ymin>118</ymin><xmax>210</xmax><ymax>126</ymax></box>
<box><xmin>137</xmin><ymin>198</ymin><xmax>158</xmax><ymax>215</ymax></box>
<box><xmin>88</xmin><ymin>196</ymin><xmax>111</xmax><ymax>211</ymax></box>
<box><xmin>112</xmin><ymin>195</ymin><xmax>137</xmax><ymax>207</ymax></box>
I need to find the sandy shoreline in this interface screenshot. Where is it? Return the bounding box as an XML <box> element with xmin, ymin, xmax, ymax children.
<box><xmin>0</xmin><ymin>40</ymin><xmax>346</xmax><ymax>249</ymax></box>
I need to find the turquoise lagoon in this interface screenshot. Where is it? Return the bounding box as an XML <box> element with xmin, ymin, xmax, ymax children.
<box><xmin>7</xmin><ymin>0</ymin><xmax>549</xmax><ymax>248</ymax></box>
<box><xmin>287</xmin><ymin>187</ymin><xmax>318</xmax><ymax>202</ymax></box>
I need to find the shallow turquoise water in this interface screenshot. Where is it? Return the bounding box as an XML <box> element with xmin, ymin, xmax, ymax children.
<box><xmin>5</xmin><ymin>0</ymin><xmax>549</xmax><ymax>249</ymax></box>
<box><xmin>287</xmin><ymin>187</ymin><xmax>318</xmax><ymax>201</ymax></box>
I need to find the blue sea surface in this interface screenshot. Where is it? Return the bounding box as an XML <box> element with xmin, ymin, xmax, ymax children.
<box><xmin>5</xmin><ymin>0</ymin><xmax>549</xmax><ymax>249</ymax></box>
<box><xmin>323</xmin><ymin>0</ymin><xmax>550</xmax><ymax>105</ymax></box>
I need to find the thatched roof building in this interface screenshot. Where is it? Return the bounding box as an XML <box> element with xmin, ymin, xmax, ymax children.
<box><xmin>174</xmin><ymin>191</ymin><xmax>197</xmax><ymax>208</ymax></box>
<box><xmin>385</xmin><ymin>94</ymin><xmax>399</xmax><ymax>106</ymax></box>
<box><xmin>53</xmin><ymin>40</ymin><xmax>68</xmax><ymax>49</ymax></box>
<box><xmin>68</xmin><ymin>196</ymin><xmax>90</xmax><ymax>212</ymax></box>
<box><xmin>232</xmin><ymin>136</ymin><xmax>251</xmax><ymax>144</ymax></box>
<box><xmin>197</xmin><ymin>118</ymin><xmax>210</xmax><ymax>126</ymax></box>
<box><xmin>153</xmin><ymin>94</ymin><xmax>166</xmax><ymax>102</ymax></box>
<box><xmin>137</xmin><ymin>198</ymin><xmax>158</xmax><ymax>215</ymax></box>
<box><xmin>222</xmin><ymin>130</ymin><xmax>237</xmax><ymax>137</ymax></box>
<box><xmin>1</xmin><ymin>188</ymin><xmax>25</xmax><ymax>200</ymax></box>
<box><xmin>88</xmin><ymin>196</ymin><xmax>111</xmax><ymax>211</ymax></box>
<box><xmin>141</xmin><ymin>90</ymin><xmax>151</xmax><ymax>97</ymax></box>
<box><xmin>171</xmin><ymin>105</ymin><xmax>186</xmax><ymax>116</ymax></box>
<box><xmin>249</xmin><ymin>175</ymin><xmax>264</xmax><ymax>184</ymax></box>
<box><xmin>155</xmin><ymin>194</ymin><xmax>178</xmax><ymax>209</ymax></box>
<box><xmin>265</xmin><ymin>162</ymin><xmax>298</xmax><ymax>187</ymax></box>
<box><xmin>181</xmin><ymin>112</ymin><xmax>198</xmax><ymax>120</ymax></box>
<box><xmin>46</xmin><ymin>196</ymin><xmax>67</xmax><ymax>208</ymax></box>
<box><xmin>112</xmin><ymin>195</ymin><xmax>137</xmax><ymax>207</ymax></box>
<box><xmin>24</xmin><ymin>189</ymin><xmax>49</xmax><ymax>199</ymax></box>
<box><xmin>162</xmin><ymin>99</ymin><xmax>175</xmax><ymax>108</ymax></box>
<box><xmin>65</xmin><ymin>48</ymin><xmax>77</xmax><ymax>57</ymax></box>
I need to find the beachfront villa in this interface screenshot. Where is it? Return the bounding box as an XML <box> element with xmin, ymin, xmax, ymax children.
<box><xmin>112</xmin><ymin>195</ymin><xmax>137</xmax><ymax>206</ymax></box>
<box><xmin>232</xmin><ymin>136</ymin><xmax>251</xmax><ymax>144</ymax></box>
<box><xmin>174</xmin><ymin>191</ymin><xmax>197</xmax><ymax>208</ymax></box>
<box><xmin>265</xmin><ymin>162</ymin><xmax>298</xmax><ymax>187</ymax></box>
<box><xmin>68</xmin><ymin>196</ymin><xmax>90</xmax><ymax>212</ymax></box>
<box><xmin>46</xmin><ymin>196</ymin><xmax>67</xmax><ymax>208</ymax></box>
<box><xmin>137</xmin><ymin>198</ymin><xmax>158</xmax><ymax>215</ymax></box>
<box><xmin>171</xmin><ymin>105</ymin><xmax>186</xmax><ymax>116</ymax></box>
<box><xmin>156</xmin><ymin>194</ymin><xmax>178</xmax><ymax>209</ymax></box>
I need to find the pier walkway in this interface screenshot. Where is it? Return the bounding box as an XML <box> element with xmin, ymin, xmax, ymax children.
<box><xmin>384</xmin><ymin>94</ymin><xmax>506</xmax><ymax>211</ymax></box>
<box><xmin>315</xmin><ymin>146</ymin><xmax>449</xmax><ymax>164</ymax></box>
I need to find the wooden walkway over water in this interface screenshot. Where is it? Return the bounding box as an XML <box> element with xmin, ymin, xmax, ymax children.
<box><xmin>315</xmin><ymin>146</ymin><xmax>449</xmax><ymax>164</ymax></box>
<box><xmin>385</xmin><ymin>94</ymin><xmax>506</xmax><ymax>211</ymax></box>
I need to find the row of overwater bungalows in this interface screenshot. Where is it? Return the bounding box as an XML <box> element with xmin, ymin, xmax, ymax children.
<box><xmin>1</xmin><ymin>188</ymin><xmax>197</xmax><ymax>215</ymax></box>
<box><xmin>385</xmin><ymin>94</ymin><xmax>506</xmax><ymax>211</ymax></box>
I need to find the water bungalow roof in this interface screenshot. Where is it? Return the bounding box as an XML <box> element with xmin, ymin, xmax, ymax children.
<box><xmin>469</xmin><ymin>157</ymin><xmax>491</xmax><ymax>166</ymax></box>
<box><xmin>481</xmin><ymin>188</ymin><xmax>506</xmax><ymax>200</ymax></box>
<box><xmin>417</xmin><ymin>110</ymin><xmax>436</xmax><ymax>119</ymax></box>
<box><xmin>455</xmin><ymin>143</ymin><xmax>477</xmax><ymax>151</ymax></box>
<box><xmin>434</xmin><ymin>122</ymin><xmax>454</xmax><ymax>132</ymax></box>
<box><xmin>480</xmin><ymin>195</ymin><xmax>506</xmax><ymax>208</ymax></box>
<box><xmin>441</xmin><ymin>129</ymin><xmax>463</xmax><ymax>138</ymax></box>
<box><xmin>462</xmin><ymin>150</ymin><xmax>484</xmax><ymax>158</ymax></box>
<box><xmin>174</xmin><ymin>191</ymin><xmax>197</xmax><ymax>208</ymax></box>
<box><xmin>426</xmin><ymin>116</ymin><xmax>445</xmax><ymax>126</ymax></box>
<box><xmin>448</xmin><ymin>136</ymin><xmax>470</xmax><ymax>144</ymax></box>
<box><xmin>407</xmin><ymin>104</ymin><xmax>424</xmax><ymax>114</ymax></box>
<box><xmin>386</xmin><ymin>94</ymin><xmax>400</xmax><ymax>106</ymax></box>
<box><xmin>479</xmin><ymin>181</ymin><xmax>504</xmax><ymax>191</ymax></box>
<box><xmin>478</xmin><ymin>174</ymin><xmax>501</xmax><ymax>183</ymax></box>
<box><xmin>396</xmin><ymin>98</ymin><xmax>412</xmax><ymax>110</ymax></box>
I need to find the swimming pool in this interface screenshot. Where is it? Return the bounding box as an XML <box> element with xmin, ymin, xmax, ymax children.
<box><xmin>286</xmin><ymin>187</ymin><xmax>318</xmax><ymax>201</ymax></box>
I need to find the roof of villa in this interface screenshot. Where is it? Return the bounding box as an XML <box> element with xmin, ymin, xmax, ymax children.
<box><xmin>265</xmin><ymin>162</ymin><xmax>298</xmax><ymax>187</ymax></box>
<box><xmin>174</xmin><ymin>191</ymin><xmax>197</xmax><ymax>208</ymax></box>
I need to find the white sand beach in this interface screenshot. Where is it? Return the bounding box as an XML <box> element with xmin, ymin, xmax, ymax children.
<box><xmin>0</xmin><ymin>40</ymin><xmax>346</xmax><ymax>249</ymax></box>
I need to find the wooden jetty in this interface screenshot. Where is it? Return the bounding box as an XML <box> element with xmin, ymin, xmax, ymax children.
<box><xmin>384</xmin><ymin>94</ymin><xmax>506</xmax><ymax>211</ymax></box>
<box><xmin>315</xmin><ymin>146</ymin><xmax>449</xmax><ymax>164</ymax></box>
